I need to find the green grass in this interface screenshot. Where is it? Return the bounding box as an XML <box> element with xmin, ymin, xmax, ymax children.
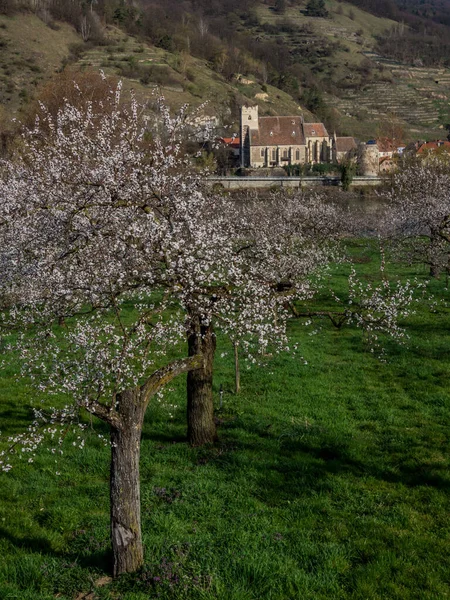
<box><xmin>1</xmin><ymin>240</ymin><xmax>450</xmax><ymax>599</ymax></box>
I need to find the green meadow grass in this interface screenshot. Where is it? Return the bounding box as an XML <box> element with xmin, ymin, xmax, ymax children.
<box><xmin>0</xmin><ymin>240</ymin><xmax>449</xmax><ymax>599</ymax></box>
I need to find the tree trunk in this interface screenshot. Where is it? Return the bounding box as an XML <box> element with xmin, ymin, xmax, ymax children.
<box><xmin>187</xmin><ymin>317</ymin><xmax>217</xmax><ymax>446</ymax></box>
<box><xmin>429</xmin><ymin>231</ymin><xmax>441</xmax><ymax>279</ymax></box>
<box><xmin>430</xmin><ymin>262</ymin><xmax>441</xmax><ymax>279</ymax></box>
<box><xmin>88</xmin><ymin>356</ymin><xmax>203</xmax><ymax>577</ymax></box>
<box><xmin>234</xmin><ymin>341</ymin><xmax>240</xmax><ymax>395</ymax></box>
<box><xmin>110</xmin><ymin>388</ymin><xmax>145</xmax><ymax>577</ymax></box>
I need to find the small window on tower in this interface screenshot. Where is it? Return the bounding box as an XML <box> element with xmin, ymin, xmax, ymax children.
<box><xmin>248</xmin><ymin>115</ymin><xmax>252</xmax><ymax>120</ymax></box>
<box><xmin>260</xmin><ymin>149</ymin><xmax>264</xmax><ymax>157</ymax></box>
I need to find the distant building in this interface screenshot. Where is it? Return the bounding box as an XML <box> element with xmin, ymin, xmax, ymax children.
<box><xmin>379</xmin><ymin>156</ymin><xmax>397</xmax><ymax>173</ymax></box>
<box><xmin>376</xmin><ymin>138</ymin><xmax>396</xmax><ymax>159</ymax></box>
<box><xmin>417</xmin><ymin>140</ymin><xmax>450</xmax><ymax>155</ymax></box>
<box><xmin>359</xmin><ymin>142</ymin><xmax>380</xmax><ymax>176</ymax></box>
<box><xmin>238</xmin><ymin>105</ymin><xmax>358</xmax><ymax>169</ymax></box>
<box><xmin>333</xmin><ymin>135</ymin><xmax>357</xmax><ymax>163</ymax></box>
<box><xmin>217</xmin><ymin>136</ymin><xmax>240</xmax><ymax>158</ymax></box>
<box><xmin>215</xmin><ymin>136</ymin><xmax>241</xmax><ymax>173</ymax></box>
<box><xmin>240</xmin><ymin>105</ymin><xmax>338</xmax><ymax>168</ymax></box>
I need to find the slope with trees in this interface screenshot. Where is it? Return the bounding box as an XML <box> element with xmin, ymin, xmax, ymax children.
<box><xmin>2</xmin><ymin>0</ymin><xmax>450</xmax><ymax>149</ymax></box>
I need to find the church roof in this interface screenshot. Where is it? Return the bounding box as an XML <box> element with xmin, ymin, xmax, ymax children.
<box><xmin>303</xmin><ymin>123</ymin><xmax>329</xmax><ymax>138</ymax></box>
<box><xmin>250</xmin><ymin>116</ymin><xmax>305</xmax><ymax>146</ymax></box>
<box><xmin>335</xmin><ymin>137</ymin><xmax>357</xmax><ymax>153</ymax></box>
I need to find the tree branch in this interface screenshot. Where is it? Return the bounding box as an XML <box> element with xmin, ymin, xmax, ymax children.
<box><xmin>294</xmin><ymin>310</ymin><xmax>349</xmax><ymax>329</ymax></box>
<box><xmin>140</xmin><ymin>354</ymin><xmax>203</xmax><ymax>408</ymax></box>
<box><xmin>85</xmin><ymin>400</ymin><xmax>123</xmax><ymax>429</ymax></box>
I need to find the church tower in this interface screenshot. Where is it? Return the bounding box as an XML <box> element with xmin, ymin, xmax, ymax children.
<box><xmin>240</xmin><ymin>105</ymin><xmax>259</xmax><ymax>168</ymax></box>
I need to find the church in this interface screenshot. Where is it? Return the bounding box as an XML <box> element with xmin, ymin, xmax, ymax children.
<box><xmin>239</xmin><ymin>105</ymin><xmax>355</xmax><ymax>168</ymax></box>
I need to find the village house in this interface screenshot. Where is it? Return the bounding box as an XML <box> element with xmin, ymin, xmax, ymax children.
<box><xmin>417</xmin><ymin>140</ymin><xmax>450</xmax><ymax>155</ymax></box>
<box><xmin>379</xmin><ymin>156</ymin><xmax>397</xmax><ymax>173</ymax></box>
<box><xmin>376</xmin><ymin>138</ymin><xmax>396</xmax><ymax>159</ymax></box>
<box><xmin>217</xmin><ymin>136</ymin><xmax>240</xmax><ymax>159</ymax></box>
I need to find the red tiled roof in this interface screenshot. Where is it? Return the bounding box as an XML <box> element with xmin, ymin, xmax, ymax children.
<box><xmin>219</xmin><ymin>137</ymin><xmax>240</xmax><ymax>148</ymax></box>
<box><xmin>303</xmin><ymin>123</ymin><xmax>329</xmax><ymax>138</ymax></box>
<box><xmin>336</xmin><ymin>137</ymin><xmax>357</xmax><ymax>153</ymax></box>
<box><xmin>376</xmin><ymin>138</ymin><xmax>397</xmax><ymax>153</ymax></box>
<box><xmin>250</xmin><ymin>116</ymin><xmax>305</xmax><ymax>146</ymax></box>
<box><xmin>417</xmin><ymin>141</ymin><xmax>450</xmax><ymax>154</ymax></box>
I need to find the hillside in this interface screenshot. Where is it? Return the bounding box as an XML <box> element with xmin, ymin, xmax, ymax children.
<box><xmin>0</xmin><ymin>15</ymin><xmax>79</xmax><ymax>120</ymax></box>
<box><xmin>1</xmin><ymin>0</ymin><xmax>450</xmax><ymax>146</ymax></box>
<box><xmin>240</xmin><ymin>0</ymin><xmax>450</xmax><ymax>140</ymax></box>
<box><xmin>0</xmin><ymin>13</ymin><xmax>311</xmax><ymax>142</ymax></box>
<box><xmin>347</xmin><ymin>0</ymin><xmax>450</xmax><ymax>27</ymax></box>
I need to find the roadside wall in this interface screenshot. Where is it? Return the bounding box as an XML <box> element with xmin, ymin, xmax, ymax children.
<box><xmin>207</xmin><ymin>176</ymin><xmax>383</xmax><ymax>190</ymax></box>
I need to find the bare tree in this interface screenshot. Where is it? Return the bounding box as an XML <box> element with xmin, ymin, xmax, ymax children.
<box><xmin>80</xmin><ymin>14</ymin><xmax>91</xmax><ymax>41</ymax></box>
<box><xmin>198</xmin><ymin>15</ymin><xmax>209</xmax><ymax>38</ymax></box>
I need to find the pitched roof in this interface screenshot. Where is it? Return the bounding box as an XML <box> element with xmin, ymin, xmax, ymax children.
<box><xmin>219</xmin><ymin>137</ymin><xmax>240</xmax><ymax>148</ymax></box>
<box><xmin>336</xmin><ymin>137</ymin><xmax>357</xmax><ymax>153</ymax></box>
<box><xmin>417</xmin><ymin>141</ymin><xmax>450</xmax><ymax>154</ymax></box>
<box><xmin>303</xmin><ymin>123</ymin><xmax>329</xmax><ymax>138</ymax></box>
<box><xmin>376</xmin><ymin>138</ymin><xmax>396</xmax><ymax>153</ymax></box>
<box><xmin>250</xmin><ymin>116</ymin><xmax>305</xmax><ymax>146</ymax></box>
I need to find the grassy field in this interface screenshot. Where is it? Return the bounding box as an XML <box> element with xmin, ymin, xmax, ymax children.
<box><xmin>0</xmin><ymin>240</ymin><xmax>449</xmax><ymax>599</ymax></box>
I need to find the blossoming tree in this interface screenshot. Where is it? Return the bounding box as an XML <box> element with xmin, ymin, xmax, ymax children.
<box><xmin>382</xmin><ymin>156</ymin><xmax>450</xmax><ymax>278</ymax></box>
<box><xmin>0</xmin><ymin>85</ymin><xmax>335</xmax><ymax>575</ymax></box>
<box><xmin>0</xmin><ymin>83</ymin><xmax>422</xmax><ymax>577</ymax></box>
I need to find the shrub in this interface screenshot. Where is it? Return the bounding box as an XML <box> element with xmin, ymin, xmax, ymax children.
<box><xmin>305</xmin><ymin>0</ymin><xmax>329</xmax><ymax>18</ymax></box>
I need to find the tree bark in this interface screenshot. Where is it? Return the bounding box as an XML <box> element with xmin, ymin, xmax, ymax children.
<box><xmin>234</xmin><ymin>341</ymin><xmax>240</xmax><ymax>395</ymax></box>
<box><xmin>187</xmin><ymin>316</ymin><xmax>217</xmax><ymax>446</ymax></box>
<box><xmin>110</xmin><ymin>387</ymin><xmax>145</xmax><ymax>577</ymax></box>
<box><xmin>430</xmin><ymin>262</ymin><xmax>441</xmax><ymax>279</ymax></box>
<box><xmin>429</xmin><ymin>230</ymin><xmax>441</xmax><ymax>279</ymax></box>
<box><xmin>90</xmin><ymin>355</ymin><xmax>203</xmax><ymax>576</ymax></box>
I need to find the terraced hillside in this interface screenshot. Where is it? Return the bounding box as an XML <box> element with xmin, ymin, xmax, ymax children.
<box><xmin>251</xmin><ymin>0</ymin><xmax>450</xmax><ymax>141</ymax></box>
<box><xmin>253</xmin><ymin>0</ymin><xmax>396</xmax><ymax>86</ymax></box>
<box><xmin>333</xmin><ymin>53</ymin><xmax>450</xmax><ymax>140</ymax></box>
<box><xmin>1</xmin><ymin>1</ymin><xmax>450</xmax><ymax>143</ymax></box>
<box><xmin>75</xmin><ymin>26</ymin><xmax>310</xmax><ymax>122</ymax></box>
